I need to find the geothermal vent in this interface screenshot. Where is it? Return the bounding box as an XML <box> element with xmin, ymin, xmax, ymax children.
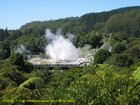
<box><xmin>28</xmin><ymin>29</ymin><xmax>92</xmax><ymax>67</ymax></box>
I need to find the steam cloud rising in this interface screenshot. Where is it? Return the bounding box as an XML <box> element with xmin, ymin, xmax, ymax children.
<box><xmin>16</xmin><ymin>45</ymin><xmax>29</xmax><ymax>54</ymax></box>
<box><xmin>45</xmin><ymin>29</ymin><xmax>79</xmax><ymax>60</ymax></box>
<box><xmin>15</xmin><ymin>45</ymin><xmax>31</xmax><ymax>59</ymax></box>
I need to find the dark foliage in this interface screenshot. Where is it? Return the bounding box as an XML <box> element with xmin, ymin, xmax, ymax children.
<box><xmin>94</xmin><ymin>49</ymin><xmax>111</xmax><ymax>64</ymax></box>
<box><xmin>9</xmin><ymin>53</ymin><xmax>24</xmax><ymax>68</ymax></box>
<box><xmin>112</xmin><ymin>42</ymin><xmax>126</xmax><ymax>53</ymax></box>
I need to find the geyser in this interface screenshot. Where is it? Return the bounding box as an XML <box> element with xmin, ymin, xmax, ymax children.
<box><xmin>45</xmin><ymin>29</ymin><xmax>79</xmax><ymax>60</ymax></box>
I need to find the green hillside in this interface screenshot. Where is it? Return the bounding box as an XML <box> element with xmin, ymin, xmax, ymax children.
<box><xmin>0</xmin><ymin>6</ymin><xmax>140</xmax><ymax>105</ymax></box>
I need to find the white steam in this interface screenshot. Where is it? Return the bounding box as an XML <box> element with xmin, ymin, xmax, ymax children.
<box><xmin>45</xmin><ymin>29</ymin><xmax>79</xmax><ymax>60</ymax></box>
<box><xmin>15</xmin><ymin>45</ymin><xmax>31</xmax><ymax>59</ymax></box>
<box><xmin>15</xmin><ymin>45</ymin><xmax>29</xmax><ymax>54</ymax></box>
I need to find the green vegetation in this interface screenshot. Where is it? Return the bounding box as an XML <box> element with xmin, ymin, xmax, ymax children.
<box><xmin>0</xmin><ymin>61</ymin><xmax>140</xmax><ymax>104</ymax></box>
<box><xmin>112</xmin><ymin>42</ymin><xmax>126</xmax><ymax>53</ymax></box>
<box><xmin>94</xmin><ymin>49</ymin><xmax>111</xmax><ymax>64</ymax></box>
<box><xmin>0</xmin><ymin>6</ymin><xmax>140</xmax><ymax>104</ymax></box>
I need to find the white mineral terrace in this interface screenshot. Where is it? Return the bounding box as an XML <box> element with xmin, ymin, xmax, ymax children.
<box><xmin>28</xmin><ymin>57</ymin><xmax>91</xmax><ymax>66</ymax></box>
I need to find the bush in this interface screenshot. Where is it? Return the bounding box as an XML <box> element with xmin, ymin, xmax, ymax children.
<box><xmin>113</xmin><ymin>31</ymin><xmax>128</xmax><ymax>41</ymax></box>
<box><xmin>94</xmin><ymin>49</ymin><xmax>111</xmax><ymax>64</ymax></box>
<box><xmin>112</xmin><ymin>42</ymin><xmax>126</xmax><ymax>53</ymax></box>
<box><xmin>23</xmin><ymin>61</ymin><xmax>34</xmax><ymax>73</ymax></box>
<box><xmin>9</xmin><ymin>53</ymin><xmax>24</xmax><ymax>68</ymax></box>
<box><xmin>128</xmin><ymin>44</ymin><xmax>140</xmax><ymax>62</ymax></box>
<box><xmin>2</xmin><ymin>66</ymin><xmax>26</xmax><ymax>85</ymax></box>
<box><xmin>133</xmin><ymin>67</ymin><xmax>140</xmax><ymax>81</ymax></box>
<box><xmin>9</xmin><ymin>53</ymin><xmax>34</xmax><ymax>72</ymax></box>
<box><xmin>107</xmin><ymin>54</ymin><xmax>134</xmax><ymax>67</ymax></box>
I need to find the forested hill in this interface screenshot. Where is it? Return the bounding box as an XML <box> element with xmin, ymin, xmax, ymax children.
<box><xmin>20</xmin><ymin>6</ymin><xmax>140</xmax><ymax>35</ymax></box>
<box><xmin>0</xmin><ymin>6</ymin><xmax>139</xmax><ymax>39</ymax></box>
<box><xmin>0</xmin><ymin>6</ymin><xmax>140</xmax><ymax>60</ymax></box>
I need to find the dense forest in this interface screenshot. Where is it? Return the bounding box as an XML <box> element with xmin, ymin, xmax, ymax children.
<box><xmin>0</xmin><ymin>6</ymin><xmax>140</xmax><ymax>105</ymax></box>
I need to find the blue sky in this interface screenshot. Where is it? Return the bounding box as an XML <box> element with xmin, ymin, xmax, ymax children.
<box><xmin>0</xmin><ymin>0</ymin><xmax>140</xmax><ymax>29</ymax></box>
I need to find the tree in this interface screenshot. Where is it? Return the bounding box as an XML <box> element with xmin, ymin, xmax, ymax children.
<box><xmin>78</xmin><ymin>31</ymin><xmax>103</xmax><ymax>48</ymax></box>
<box><xmin>9</xmin><ymin>53</ymin><xmax>24</xmax><ymax>68</ymax></box>
<box><xmin>128</xmin><ymin>44</ymin><xmax>140</xmax><ymax>62</ymax></box>
<box><xmin>115</xmin><ymin>54</ymin><xmax>133</xmax><ymax>67</ymax></box>
<box><xmin>107</xmin><ymin>54</ymin><xmax>134</xmax><ymax>67</ymax></box>
<box><xmin>0</xmin><ymin>40</ymin><xmax>11</xmax><ymax>59</ymax></box>
<box><xmin>89</xmin><ymin>35</ymin><xmax>103</xmax><ymax>48</ymax></box>
<box><xmin>112</xmin><ymin>42</ymin><xmax>126</xmax><ymax>53</ymax></box>
<box><xmin>9</xmin><ymin>53</ymin><xmax>34</xmax><ymax>72</ymax></box>
<box><xmin>94</xmin><ymin>49</ymin><xmax>111</xmax><ymax>64</ymax></box>
<box><xmin>133</xmin><ymin>67</ymin><xmax>140</xmax><ymax>81</ymax></box>
<box><xmin>105</xmin><ymin>10</ymin><xmax>140</xmax><ymax>36</ymax></box>
<box><xmin>0</xmin><ymin>28</ymin><xmax>9</xmax><ymax>41</ymax></box>
<box><xmin>2</xmin><ymin>66</ymin><xmax>26</xmax><ymax>85</ymax></box>
<box><xmin>112</xmin><ymin>31</ymin><xmax>128</xmax><ymax>41</ymax></box>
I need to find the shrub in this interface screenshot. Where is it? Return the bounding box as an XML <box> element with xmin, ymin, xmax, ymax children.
<box><xmin>107</xmin><ymin>54</ymin><xmax>134</xmax><ymax>67</ymax></box>
<box><xmin>112</xmin><ymin>42</ymin><xmax>126</xmax><ymax>53</ymax></box>
<box><xmin>18</xmin><ymin>77</ymin><xmax>44</xmax><ymax>90</ymax></box>
<box><xmin>9</xmin><ymin>53</ymin><xmax>24</xmax><ymax>68</ymax></box>
<box><xmin>23</xmin><ymin>61</ymin><xmax>34</xmax><ymax>73</ymax></box>
<box><xmin>94</xmin><ymin>49</ymin><xmax>111</xmax><ymax>64</ymax></box>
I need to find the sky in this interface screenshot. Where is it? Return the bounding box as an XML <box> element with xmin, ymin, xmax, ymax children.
<box><xmin>0</xmin><ymin>0</ymin><xmax>140</xmax><ymax>29</ymax></box>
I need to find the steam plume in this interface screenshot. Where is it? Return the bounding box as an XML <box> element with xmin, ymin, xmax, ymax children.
<box><xmin>45</xmin><ymin>29</ymin><xmax>79</xmax><ymax>60</ymax></box>
<box><xmin>15</xmin><ymin>45</ymin><xmax>31</xmax><ymax>59</ymax></box>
